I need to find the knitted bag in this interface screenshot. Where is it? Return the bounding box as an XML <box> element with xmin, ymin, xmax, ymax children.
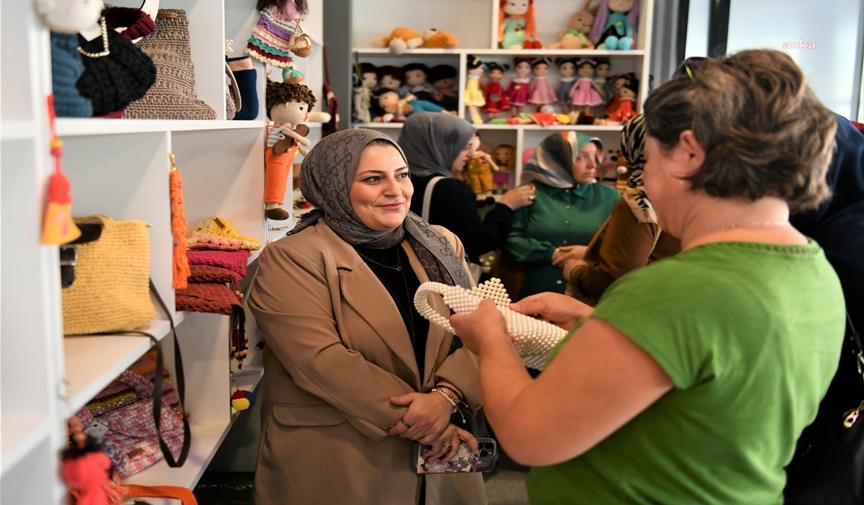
<box><xmin>61</xmin><ymin>215</ymin><xmax>154</xmax><ymax>335</ymax></box>
<box><xmin>77</xmin><ymin>346</ymin><xmax>188</xmax><ymax>479</ymax></box>
<box><xmin>189</xmin><ymin>216</ymin><xmax>261</xmax><ymax>250</ymax></box>
<box><xmin>76</xmin><ymin>16</ymin><xmax>157</xmax><ymax>117</ymax></box>
<box><xmin>50</xmin><ymin>31</ymin><xmax>93</xmax><ymax>118</ymax></box>
<box><xmin>122</xmin><ymin>9</ymin><xmax>216</xmax><ymax>120</ymax></box>
<box><xmin>186</xmin><ymin>249</ymin><xmax>250</xmax><ymax>277</ymax></box>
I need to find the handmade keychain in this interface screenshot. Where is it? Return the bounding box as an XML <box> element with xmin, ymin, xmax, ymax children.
<box><xmin>231</xmin><ymin>371</ymin><xmax>256</xmax><ymax>411</ymax></box>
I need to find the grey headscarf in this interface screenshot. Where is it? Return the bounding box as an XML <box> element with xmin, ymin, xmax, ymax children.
<box><xmin>398</xmin><ymin>112</ymin><xmax>476</xmax><ymax>178</ymax></box>
<box><xmin>293</xmin><ymin>128</ymin><xmax>471</xmax><ymax>288</ymax></box>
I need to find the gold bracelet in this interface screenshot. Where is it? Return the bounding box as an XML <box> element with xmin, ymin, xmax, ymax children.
<box><xmin>431</xmin><ymin>387</ymin><xmax>459</xmax><ymax>411</ymax></box>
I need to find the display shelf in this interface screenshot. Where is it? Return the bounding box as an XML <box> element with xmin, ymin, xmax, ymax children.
<box><xmin>1</xmin><ymin>121</ymin><xmax>36</xmax><ymax>141</ymax></box>
<box><xmin>354</xmin><ymin>48</ymin><xmax>647</xmax><ymax>57</ymax></box>
<box><xmin>63</xmin><ymin>318</ymin><xmax>181</xmax><ymax>416</ymax></box>
<box><xmin>0</xmin><ymin>417</ymin><xmax>51</xmax><ymax>477</ymax></box>
<box><xmin>125</xmin><ymin>420</ymin><xmax>233</xmax><ymax>489</ymax></box>
<box><xmin>56</xmin><ymin>119</ymin><xmax>267</xmax><ymax>137</ymax></box>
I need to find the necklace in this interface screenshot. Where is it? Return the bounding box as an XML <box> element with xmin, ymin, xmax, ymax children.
<box><xmin>687</xmin><ymin>220</ymin><xmax>790</xmax><ymax>244</ymax></box>
<box><xmin>356</xmin><ymin>249</ymin><xmax>402</xmax><ymax>271</ymax></box>
<box><xmin>78</xmin><ymin>17</ymin><xmax>111</xmax><ymax>58</ymax></box>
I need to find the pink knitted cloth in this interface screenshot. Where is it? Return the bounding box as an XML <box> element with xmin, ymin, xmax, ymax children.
<box><xmin>189</xmin><ymin>264</ymin><xmax>242</xmax><ymax>285</ymax></box>
<box><xmin>186</xmin><ymin>250</ymin><xmax>249</xmax><ymax>277</ymax></box>
<box><xmin>175</xmin><ymin>283</ymin><xmax>239</xmax><ymax>315</ymax></box>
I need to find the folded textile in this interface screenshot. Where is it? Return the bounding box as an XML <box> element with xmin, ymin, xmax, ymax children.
<box><xmin>186</xmin><ymin>230</ymin><xmax>260</xmax><ymax>251</ymax></box>
<box><xmin>175</xmin><ymin>282</ymin><xmax>240</xmax><ymax>315</ymax></box>
<box><xmin>186</xmin><ymin>249</ymin><xmax>249</xmax><ymax>277</ymax></box>
<box><xmin>189</xmin><ymin>264</ymin><xmax>242</xmax><ymax>285</ymax></box>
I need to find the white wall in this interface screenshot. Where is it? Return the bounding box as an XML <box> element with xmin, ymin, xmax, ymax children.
<box><xmin>725</xmin><ymin>0</ymin><xmax>863</xmax><ymax>118</ymax></box>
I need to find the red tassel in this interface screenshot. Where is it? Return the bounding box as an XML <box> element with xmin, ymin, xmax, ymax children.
<box><xmin>41</xmin><ymin>95</ymin><xmax>82</xmax><ymax>245</ymax></box>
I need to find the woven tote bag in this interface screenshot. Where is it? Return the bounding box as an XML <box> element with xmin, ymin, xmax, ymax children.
<box><xmin>61</xmin><ymin>215</ymin><xmax>154</xmax><ymax>335</ymax></box>
<box><xmin>122</xmin><ymin>9</ymin><xmax>216</xmax><ymax>120</ymax></box>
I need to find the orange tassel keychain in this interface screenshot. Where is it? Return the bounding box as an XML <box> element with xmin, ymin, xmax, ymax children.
<box><xmin>41</xmin><ymin>95</ymin><xmax>82</xmax><ymax>245</ymax></box>
<box><xmin>169</xmin><ymin>153</ymin><xmax>191</xmax><ymax>289</ymax></box>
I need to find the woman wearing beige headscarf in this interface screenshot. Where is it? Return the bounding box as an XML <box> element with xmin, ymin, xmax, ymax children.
<box><xmin>249</xmin><ymin>129</ymin><xmax>486</xmax><ymax>505</ymax></box>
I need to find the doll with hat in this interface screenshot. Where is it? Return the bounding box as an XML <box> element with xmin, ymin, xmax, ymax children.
<box><xmin>246</xmin><ymin>0</ymin><xmax>309</xmax><ymax>83</ymax></box>
<box><xmin>264</xmin><ymin>80</ymin><xmax>316</xmax><ymax>220</ymax></box>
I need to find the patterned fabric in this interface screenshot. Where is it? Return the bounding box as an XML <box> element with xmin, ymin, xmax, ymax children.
<box><xmin>398</xmin><ymin>112</ymin><xmax>476</xmax><ymax>178</ymax></box>
<box><xmin>295</xmin><ymin>128</ymin><xmax>472</xmax><ymax>288</ymax></box>
<box><xmin>189</xmin><ymin>264</ymin><xmax>242</xmax><ymax>285</ymax></box>
<box><xmin>522</xmin><ymin>131</ymin><xmax>603</xmax><ymax>189</ymax></box>
<box><xmin>620</xmin><ymin>115</ymin><xmax>657</xmax><ymax>224</ymax></box>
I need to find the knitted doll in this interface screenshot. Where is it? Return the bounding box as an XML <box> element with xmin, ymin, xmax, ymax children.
<box><xmin>588</xmin><ymin>0</ymin><xmax>641</xmax><ymax>50</ymax></box>
<box><xmin>464</xmin><ymin>136</ymin><xmax>497</xmax><ymax>202</ymax></box>
<box><xmin>606</xmin><ymin>76</ymin><xmax>639</xmax><ymax>124</ymax></box>
<box><xmin>507</xmin><ymin>57</ymin><xmax>533</xmax><ymax>116</ymax></box>
<box><xmin>593</xmin><ymin>57</ymin><xmax>612</xmax><ymax>116</ymax></box>
<box><xmin>569</xmin><ymin>58</ymin><xmax>604</xmax><ymax>114</ymax></box>
<box><xmin>372</xmin><ymin>89</ymin><xmax>447</xmax><ymax>122</ymax></box>
<box><xmin>34</xmin><ymin>0</ymin><xmax>104</xmax><ymax>33</ymax></box>
<box><xmin>529</xmin><ymin>57</ymin><xmax>556</xmax><ymax>106</ymax></box>
<box><xmin>352</xmin><ymin>62</ymin><xmax>376</xmax><ymax>123</ymax></box>
<box><xmin>482</xmin><ymin>62</ymin><xmax>510</xmax><ymax>119</ymax></box>
<box><xmin>429</xmin><ymin>64</ymin><xmax>459</xmax><ymax>110</ymax></box>
<box><xmin>246</xmin><ymin>0</ymin><xmax>309</xmax><ymax>83</ymax></box>
<box><xmin>605</xmin><ymin>72</ymin><xmax>636</xmax><ymax>118</ymax></box>
<box><xmin>464</xmin><ymin>55</ymin><xmax>486</xmax><ymax>125</ymax></box>
<box><xmin>492</xmin><ymin>144</ymin><xmax>515</xmax><ymax>194</ymax></box>
<box><xmin>401</xmin><ymin>63</ymin><xmax>436</xmax><ymax>102</ymax></box>
<box><xmin>555</xmin><ymin>58</ymin><xmax>577</xmax><ymax>113</ymax></box>
<box><xmin>376</xmin><ymin>65</ymin><xmax>406</xmax><ymax>96</ymax></box>
<box><xmin>498</xmin><ymin>0</ymin><xmax>540</xmax><ymax>49</ymax></box>
<box><xmin>264</xmin><ymin>80</ymin><xmax>316</xmax><ymax>220</ymax></box>
<box><xmin>547</xmin><ymin>1</ymin><xmax>596</xmax><ymax>50</ymax></box>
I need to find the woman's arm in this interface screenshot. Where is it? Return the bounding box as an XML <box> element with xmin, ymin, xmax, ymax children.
<box><xmin>568</xmin><ymin>201</ymin><xmax>658</xmax><ymax>301</ymax></box>
<box><xmin>450</xmin><ymin>300</ymin><xmax>672</xmax><ymax>467</ymax></box>
<box><xmin>249</xmin><ymin>242</ymin><xmax>417</xmax><ymax>437</ymax></box>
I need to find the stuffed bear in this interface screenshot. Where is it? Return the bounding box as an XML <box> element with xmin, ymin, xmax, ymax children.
<box><xmin>420</xmin><ymin>28</ymin><xmax>458</xmax><ymax>49</ymax></box>
<box><xmin>370</xmin><ymin>26</ymin><xmax>423</xmax><ymax>54</ymax></box>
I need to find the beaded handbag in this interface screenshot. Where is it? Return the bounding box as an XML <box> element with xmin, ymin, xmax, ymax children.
<box><xmin>414</xmin><ymin>278</ymin><xmax>567</xmax><ymax>370</ymax></box>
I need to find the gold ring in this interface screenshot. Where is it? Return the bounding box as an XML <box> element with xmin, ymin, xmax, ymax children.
<box><xmin>443</xmin><ymin>444</ymin><xmax>452</xmax><ymax>449</ymax></box>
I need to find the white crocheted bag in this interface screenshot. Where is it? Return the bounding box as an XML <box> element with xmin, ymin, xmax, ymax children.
<box><xmin>414</xmin><ymin>278</ymin><xmax>568</xmax><ymax>370</ymax></box>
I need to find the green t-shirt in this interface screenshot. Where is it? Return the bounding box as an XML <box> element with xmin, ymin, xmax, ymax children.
<box><xmin>528</xmin><ymin>241</ymin><xmax>845</xmax><ymax>505</ymax></box>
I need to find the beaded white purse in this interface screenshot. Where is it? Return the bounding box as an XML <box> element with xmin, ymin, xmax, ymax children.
<box><xmin>414</xmin><ymin>278</ymin><xmax>568</xmax><ymax>370</ymax></box>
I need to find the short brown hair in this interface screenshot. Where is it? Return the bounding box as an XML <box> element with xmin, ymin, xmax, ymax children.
<box><xmin>265</xmin><ymin>81</ymin><xmax>317</xmax><ymax>120</ymax></box>
<box><xmin>644</xmin><ymin>49</ymin><xmax>836</xmax><ymax>212</ymax></box>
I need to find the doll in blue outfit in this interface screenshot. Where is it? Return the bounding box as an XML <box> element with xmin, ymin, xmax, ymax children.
<box><xmin>588</xmin><ymin>0</ymin><xmax>641</xmax><ymax>50</ymax></box>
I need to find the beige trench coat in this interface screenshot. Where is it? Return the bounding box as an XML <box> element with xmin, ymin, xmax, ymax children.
<box><xmin>249</xmin><ymin>222</ymin><xmax>487</xmax><ymax>505</ymax></box>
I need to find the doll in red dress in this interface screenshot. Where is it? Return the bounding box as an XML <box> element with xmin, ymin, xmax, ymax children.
<box><xmin>483</xmin><ymin>62</ymin><xmax>511</xmax><ymax>120</ymax></box>
<box><xmin>606</xmin><ymin>76</ymin><xmax>639</xmax><ymax>124</ymax></box>
<box><xmin>507</xmin><ymin>57</ymin><xmax>533</xmax><ymax>116</ymax></box>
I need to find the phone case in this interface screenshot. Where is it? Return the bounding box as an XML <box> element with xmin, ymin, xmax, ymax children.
<box><xmin>412</xmin><ymin>437</ymin><xmax>497</xmax><ymax>473</ymax></box>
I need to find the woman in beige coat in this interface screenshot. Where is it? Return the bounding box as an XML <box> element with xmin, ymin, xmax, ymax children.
<box><xmin>249</xmin><ymin>129</ymin><xmax>487</xmax><ymax>505</ymax></box>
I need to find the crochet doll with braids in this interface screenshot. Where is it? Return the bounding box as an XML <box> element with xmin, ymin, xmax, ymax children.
<box><xmin>247</xmin><ymin>0</ymin><xmax>310</xmax><ymax>83</ymax></box>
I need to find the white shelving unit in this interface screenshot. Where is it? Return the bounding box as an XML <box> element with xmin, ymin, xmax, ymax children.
<box><xmin>350</xmin><ymin>0</ymin><xmax>654</xmax><ymax>184</ymax></box>
<box><xmin>1</xmin><ymin>1</ymin><xmax>324</xmax><ymax>502</ymax></box>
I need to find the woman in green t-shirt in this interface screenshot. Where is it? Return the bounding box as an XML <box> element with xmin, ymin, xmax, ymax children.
<box><xmin>450</xmin><ymin>49</ymin><xmax>845</xmax><ymax>504</ymax></box>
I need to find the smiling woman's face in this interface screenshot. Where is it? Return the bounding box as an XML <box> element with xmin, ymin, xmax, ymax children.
<box><xmin>349</xmin><ymin>143</ymin><xmax>414</xmax><ymax>231</ymax></box>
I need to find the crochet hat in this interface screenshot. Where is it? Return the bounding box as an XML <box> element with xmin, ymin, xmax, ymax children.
<box><xmin>189</xmin><ymin>216</ymin><xmax>261</xmax><ymax>250</ymax></box>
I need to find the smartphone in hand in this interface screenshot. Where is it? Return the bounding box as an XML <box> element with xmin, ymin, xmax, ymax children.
<box><xmin>412</xmin><ymin>438</ymin><xmax>497</xmax><ymax>473</ymax></box>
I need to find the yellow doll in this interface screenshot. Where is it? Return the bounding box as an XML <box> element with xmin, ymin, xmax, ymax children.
<box><xmin>465</xmin><ymin>54</ymin><xmax>485</xmax><ymax>125</ymax></box>
<box><xmin>464</xmin><ymin>137</ymin><xmax>497</xmax><ymax>203</ymax></box>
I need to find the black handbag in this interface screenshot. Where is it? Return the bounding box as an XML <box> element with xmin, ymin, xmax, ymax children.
<box><xmin>784</xmin><ymin>312</ymin><xmax>864</xmax><ymax>504</ymax></box>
